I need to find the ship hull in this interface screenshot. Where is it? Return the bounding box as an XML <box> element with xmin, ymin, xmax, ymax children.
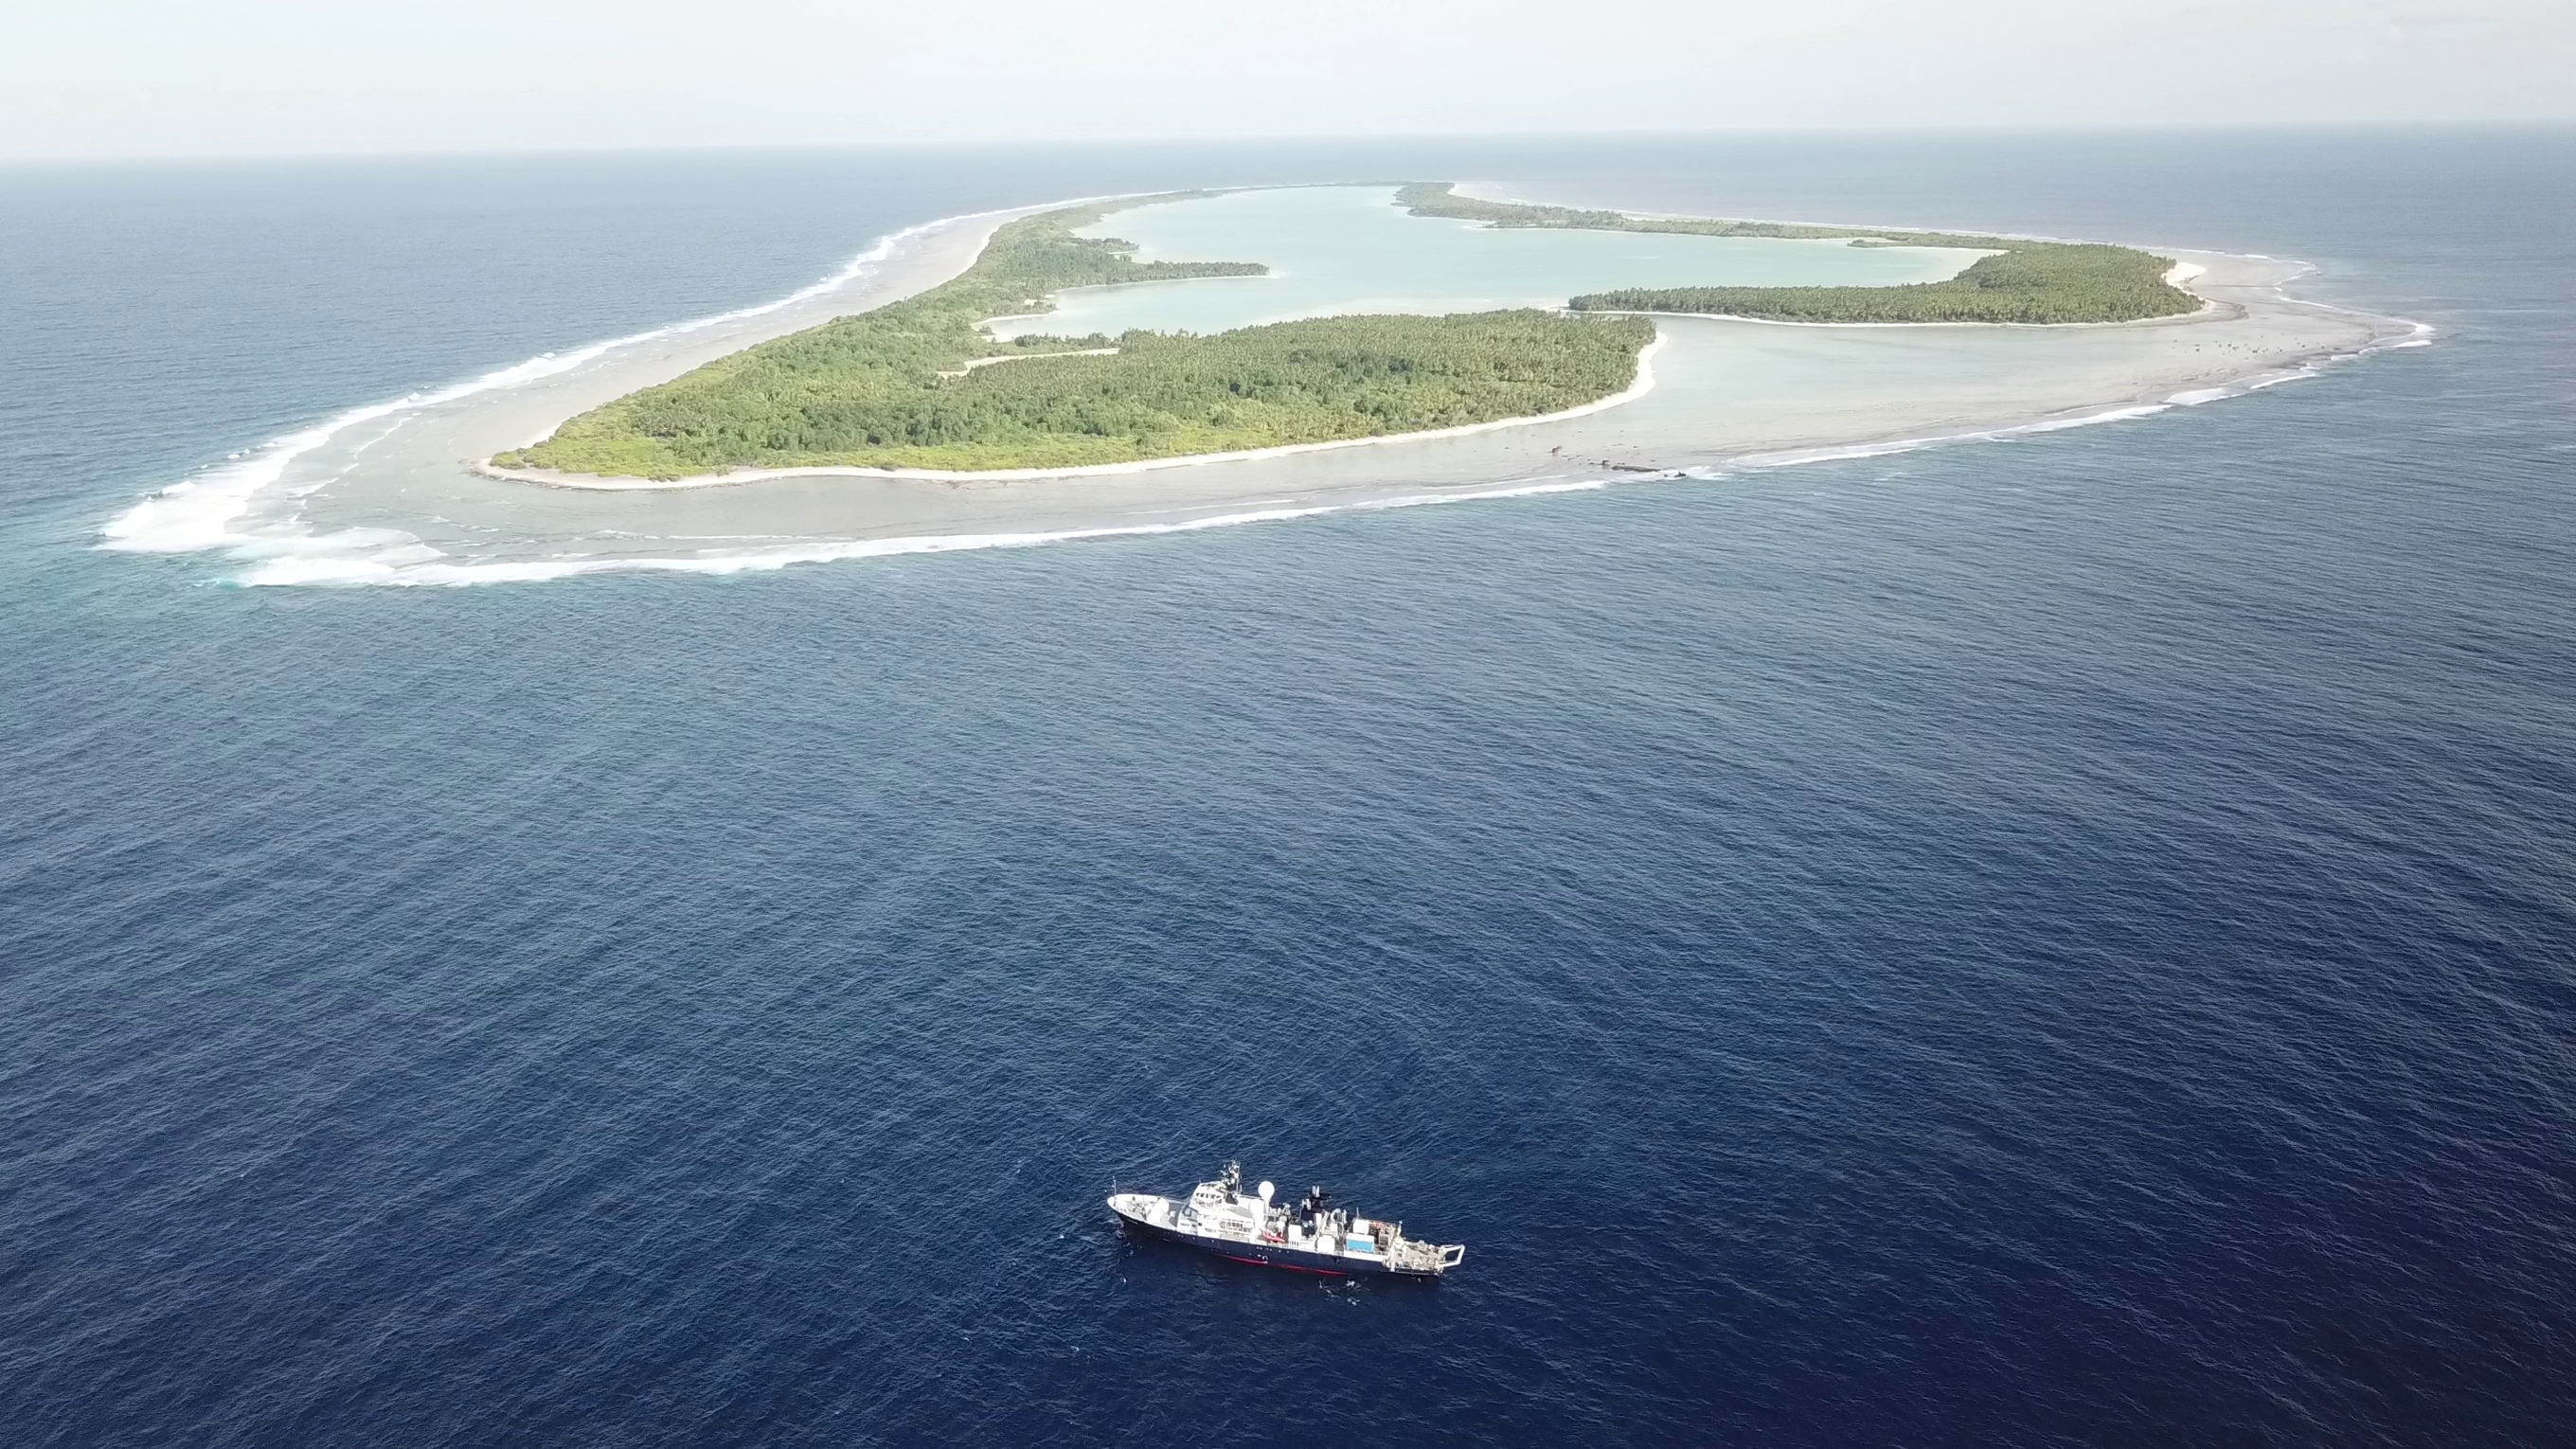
<box><xmin>1113</xmin><ymin>1207</ymin><xmax>1426</xmax><ymax>1278</ymax></box>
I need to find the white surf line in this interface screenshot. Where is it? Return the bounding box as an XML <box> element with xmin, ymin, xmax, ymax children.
<box><xmin>1123</xmin><ymin>499</ymin><xmax>1301</xmax><ymax>515</ymax></box>
<box><xmin>118</xmin><ymin>183</ymin><xmax>2235</xmax><ymax>557</ymax></box>
<box><xmin>231</xmin><ymin>280</ymin><xmax>2414</xmax><ymax>591</ymax></box>
<box><xmin>1708</xmin><ymin>342</ymin><xmax>2386</xmax><ymax>475</ymax></box>
<box><xmin>1357</xmin><ymin>479</ymin><xmax>1607</xmax><ymax>510</ymax></box>
<box><xmin>478</xmin><ymin>334</ymin><xmax>1669</xmax><ymax>492</ymax></box>
<box><xmin>122</xmin><ymin>181</ymin><xmax>2427</xmax><ymax>588</ymax></box>
<box><xmin>236</xmin><ymin>480</ymin><xmax>1612</xmax><ymax>587</ymax></box>
<box><xmin>225</xmin><ymin>308</ymin><xmax>2411</xmax><ymax>589</ymax></box>
<box><xmin>97</xmin><ymin>188</ymin><xmax>1173</xmax><ymax>559</ymax></box>
<box><xmin>1726</xmin><ymin>396</ymin><xmax>2209</xmax><ymax>472</ymax></box>
<box><xmin>100</xmin><ymin>226</ymin><xmax>960</xmax><ymax>554</ymax></box>
<box><xmin>99</xmin><ymin>340</ymin><xmax>641</xmax><ymax>554</ymax></box>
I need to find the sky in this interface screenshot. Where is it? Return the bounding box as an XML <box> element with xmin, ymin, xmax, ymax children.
<box><xmin>5</xmin><ymin>0</ymin><xmax>2571</xmax><ymax>160</ymax></box>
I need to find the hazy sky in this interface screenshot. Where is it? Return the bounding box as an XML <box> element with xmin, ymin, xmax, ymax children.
<box><xmin>6</xmin><ymin>0</ymin><xmax>2571</xmax><ymax>160</ymax></box>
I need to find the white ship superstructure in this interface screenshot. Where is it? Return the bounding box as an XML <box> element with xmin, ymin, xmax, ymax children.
<box><xmin>1109</xmin><ymin>1162</ymin><xmax>1465</xmax><ymax>1278</ymax></box>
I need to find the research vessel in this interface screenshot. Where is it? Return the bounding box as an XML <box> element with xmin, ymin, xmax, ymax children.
<box><xmin>1108</xmin><ymin>1162</ymin><xmax>1466</xmax><ymax>1278</ymax></box>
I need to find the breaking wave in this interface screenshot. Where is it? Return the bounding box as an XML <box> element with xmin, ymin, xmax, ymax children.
<box><xmin>98</xmin><ymin>193</ymin><xmax>2430</xmax><ymax>589</ymax></box>
<box><xmin>98</xmin><ymin>222</ymin><xmax>939</xmax><ymax>560</ymax></box>
<box><xmin>231</xmin><ymin>482</ymin><xmax>1612</xmax><ymax>588</ymax></box>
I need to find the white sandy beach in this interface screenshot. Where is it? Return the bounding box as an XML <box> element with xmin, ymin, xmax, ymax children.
<box><xmin>466</xmin><ymin>239</ymin><xmax>2412</xmax><ymax>505</ymax></box>
<box><xmin>106</xmin><ymin>186</ymin><xmax>2424</xmax><ymax>586</ymax></box>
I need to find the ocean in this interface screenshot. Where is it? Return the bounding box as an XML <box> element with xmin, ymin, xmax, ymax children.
<box><xmin>2</xmin><ymin>131</ymin><xmax>2571</xmax><ymax>1445</ymax></box>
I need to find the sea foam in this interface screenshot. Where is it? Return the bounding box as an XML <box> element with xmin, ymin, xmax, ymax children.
<box><xmin>99</xmin><ymin>193</ymin><xmax>2424</xmax><ymax>589</ymax></box>
<box><xmin>98</xmin><ymin>224</ymin><xmax>935</xmax><ymax>560</ymax></box>
<box><xmin>230</xmin><ymin>482</ymin><xmax>1615</xmax><ymax>587</ymax></box>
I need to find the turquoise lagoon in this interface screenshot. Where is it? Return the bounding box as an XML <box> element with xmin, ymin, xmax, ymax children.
<box><xmin>990</xmin><ymin>185</ymin><xmax>1995</xmax><ymax>340</ymax></box>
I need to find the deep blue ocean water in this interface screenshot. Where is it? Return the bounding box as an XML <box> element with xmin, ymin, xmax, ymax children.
<box><xmin>3</xmin><ymin>132</ymin><xmax>2573</xmax><ymax>1446</ymax></box>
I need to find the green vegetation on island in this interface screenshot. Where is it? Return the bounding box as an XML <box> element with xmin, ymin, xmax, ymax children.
<box><xmin>498</xmin><ymin>184</ymin><xmax>2196</xmax><ymax>480</ymax></box>
<box><xmin>1397</xmin><ymin>183</ymin><xmax>2199</xmax><ymax>325</ymax></box>
<box><xmin>498</xmin><ymin>198</ymin><xmax>1653</xmax><ymax>478</ymax></box>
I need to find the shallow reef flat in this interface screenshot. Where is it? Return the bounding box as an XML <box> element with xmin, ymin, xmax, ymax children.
<box><xmin>114</xmin><ymin>188</ymin><xmax>2419</xmax><ymax>585</ymax></box>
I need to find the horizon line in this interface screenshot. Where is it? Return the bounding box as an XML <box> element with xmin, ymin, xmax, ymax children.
<box><xmin>6</xmin><ymin>118</ymin><xmax>2574</xmax><ymax>170</ymax></box>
